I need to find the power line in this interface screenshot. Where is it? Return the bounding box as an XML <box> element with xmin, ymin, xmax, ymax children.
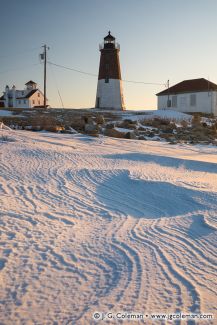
<box><xmin>47</xmin><ymin>61</ymin><xmax>97</xmax><ymax>77</ymax></box>
<box><xmin>122</xmin><ymin>79</ymin><xmax>165</xmax><ymax>86</ymax></box>
<box><xmin>48</xmin><ymin>56</ymin><xmax>65</xmax><ymax>108</ymax></box>
<box><xmin>47</xmin><ymin>61</ymin><xmax>166</xmax><ymax>86</ymax></box>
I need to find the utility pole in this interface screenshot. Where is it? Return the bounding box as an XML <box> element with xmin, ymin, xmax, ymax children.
<box><xmin>40</xmin><ymin>45</ymin><xmax>49</xmax><ymax>108</ymax></box>
<box><xmin>167</xmin><ymin>79</ymin><xmax>170</xmax><ymax>108</ymax></box>
<box><xmin>43</xmin><ymin>44</ymin><xmax>47</xmax><ymax>108</ymax></box>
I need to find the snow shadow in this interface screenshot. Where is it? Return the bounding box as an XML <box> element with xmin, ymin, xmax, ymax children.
<box><xmin>187</xmin><ymin>215</ymin><xmax>216</xmax><ymax>239</ymax></box>
<box><xmin>95</xmin><ymin>170</ymin><xmax>216</xmax><ymax>221</ymax></box>
<box><xmin>103</xmin><ymin>153</ymin><xmax>217</xmax><ymax>174</ymax></box>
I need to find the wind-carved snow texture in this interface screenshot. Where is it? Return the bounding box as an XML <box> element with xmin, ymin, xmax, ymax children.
<box><xmin>0</xmin><ymin>130</ymin><xmax>217</xmax><ymax>324</ymax></box>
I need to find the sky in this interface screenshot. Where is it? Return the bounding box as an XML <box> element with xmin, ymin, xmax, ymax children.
<box><xmin>1</xmin><ymin>0</ymin><xmax>217</xmax><ymax>110</ymax></box>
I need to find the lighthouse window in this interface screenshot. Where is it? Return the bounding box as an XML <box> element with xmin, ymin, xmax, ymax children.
<box><xmin>105</xmin><ymin>77</ymin><xmax>109</xmax><ymax>83</ymax></box>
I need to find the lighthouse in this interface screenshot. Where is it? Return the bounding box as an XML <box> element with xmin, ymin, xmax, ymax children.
<box><xmin>95</xmin><ymin>31</ymin><xmax>125</xmax><ymax>110</ymax></box>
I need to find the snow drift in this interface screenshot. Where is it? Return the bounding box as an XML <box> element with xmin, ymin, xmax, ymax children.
<box><xmin>0</xmin><ymin>130</ymin><xmax>216</xmax><ymax>324</ymax></box>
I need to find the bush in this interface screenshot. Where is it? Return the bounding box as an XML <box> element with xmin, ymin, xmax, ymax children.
<box><xmin>180</xmin><ymin>120</ymin><xmax>188</xmax><ymax>128</ymax></box>
<box><xmin>192</xmin><ymin>114</ymin><xmax>201</xmax><ymax>127</ymax></box>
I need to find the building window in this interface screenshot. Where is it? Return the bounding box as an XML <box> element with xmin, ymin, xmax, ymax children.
<box><xmin>38</xmin><ymin>100</ymin><xmax>40</xmax><ymax>105</ymax></box>
<box><xmin>190</xmin><ymin>94</ymin><xmax>196</xmax><ymax>106</ymax></box>
<box><xmin>180</xmin><ymin>96</ymin><xmax>187</xmax><ymax>107</ymax></box>
<box><xmin>24</xmin><ymin>100</ymin><xmax>26</xmax><ymax>104</ymax></box>
<box><xmin>105</xmin><ymin>77</ymin><xmax>109</xmax><ymax>83</ymax></box>
<box><xmin>38</xmin><ymin>93</ymin><xmax>40</xmax><ymax>97</ymax></box>
<box><xmin>18</xmin><ymin>100</ymin><xmax>21</xmax><ymax>104</ymax></box>
<box><xmin>22</xmin><ymin>91</ymin><xmax>24</xmax><ymax>95</ymax></box>
<box><xmin>167</xmin><ymin>99</ymin><xmax>171</xmax><ymax>107</ymax></box>
<box><xmin>172</xmin><ymin>95</ymin><xmax>177</xmax><ymax>107</ymax></box>
<box><xmin>33</xmin><ymin>100</ymin><xmax>35</xmax><ymax>105</ymax></box>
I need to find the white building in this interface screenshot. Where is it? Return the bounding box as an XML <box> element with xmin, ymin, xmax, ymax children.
<box><xmin>156</xmin><ymin>78</ymin><xmax>217</xmax><ymax>116</ymax></box>
<box><xmin>0</xmin><ymin>81</ymin><xmax>47</xmax><ymax>109</ymax></box>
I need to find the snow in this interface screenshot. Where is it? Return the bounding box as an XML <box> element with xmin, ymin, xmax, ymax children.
<box><xmin>123</xmin><ymin>109</ymin><xmax>192</xmax><ymax>122</ymax></box>
<box><xmin>114</xmin><ymin>127</ymin><xmax>133</xmax><ymax>133</ymax></box>
<box><xmin>0</xmin><ymin>110</ymin><xmax>14</xmax><ymax>117</ymax></box>
<box><xmin>0</xmin><ymin>129</ymin><xmax>217</xmax><ymax>324</ymax></box>
<box><xmin>147</xmin><ymin>109</ymin><xmax>192</xmax><ymax>120</ymax></box>
<box><xmin>0</xmin><ymin>110</ymin><xmax>25</xmax><ymax>118</ymax></box>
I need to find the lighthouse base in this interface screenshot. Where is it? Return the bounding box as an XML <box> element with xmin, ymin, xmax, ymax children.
<box><xmin>95</xmin><ymin>79</ymin><xmax>125</xmax><ymax>110</ymax></box>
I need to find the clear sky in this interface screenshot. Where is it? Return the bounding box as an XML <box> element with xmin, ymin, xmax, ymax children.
<box><xmin>1</xmin><ymin>0</ymin><xmax>217</xmax><ymax>110</ymax></box>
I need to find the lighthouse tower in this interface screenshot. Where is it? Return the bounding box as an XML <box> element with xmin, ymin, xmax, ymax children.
<box><xmin>95</xmin><ymin>31</ymin><xmax>125</xmax><ymax>110</ymax></box>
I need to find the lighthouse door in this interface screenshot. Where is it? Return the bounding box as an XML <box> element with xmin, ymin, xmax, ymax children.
<box><xmin>96</xmin><ymin>97</ymin><xmax>100</xmax><ymax>108</ymax></box>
